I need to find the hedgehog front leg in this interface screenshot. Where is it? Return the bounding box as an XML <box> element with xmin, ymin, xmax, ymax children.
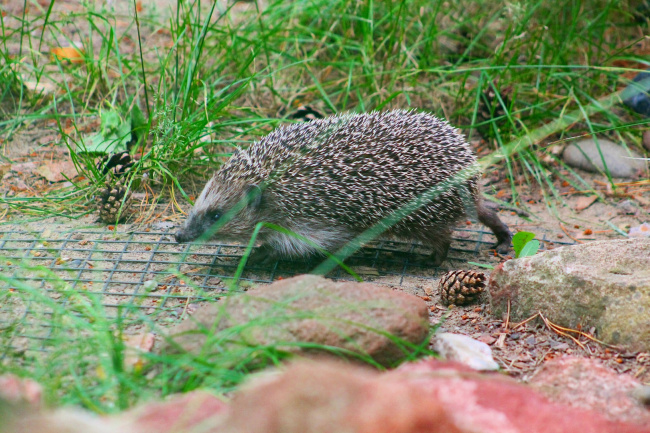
<box><xmin>246</xmin><ymin>244</ymin><xmax>281</xmax><ymax>266</ymax></box>
<box><xmin>477</xmin><ymin>202</ymin><xmax>512</xmax><ymax>254</ymax></box>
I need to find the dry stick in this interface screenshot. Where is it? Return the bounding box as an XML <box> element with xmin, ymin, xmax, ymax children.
<box><xmin>179</xmin><ymin>295</ymin><xmax>192</xmax><ymax>321</ymax></box>
<box><xmin>559</xmin><ymin>222</ymin><xmax>584</xmax><ymax>244</ymax></box>
<box><xmin>512</xmin><ymin>312</ymin><xmax>541</xmax><ymax>329</ymax></box>
<box><xmin>538</xmin><ymin>313</ymin><xmax>587</xmax><ymax>350</ymax></box>
<box><xmin>514</xmin><ymin>310</ymin><xmax>624</xmax><ymax>352</ymax></box>
<box><xmin>542</xmin><ymin>314</ymin><xmax>624</xmax><ymax>350</ymax></box>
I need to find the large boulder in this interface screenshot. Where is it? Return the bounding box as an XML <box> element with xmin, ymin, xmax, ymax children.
<box><xmin>162</xmin><ymin>275</ymin><xmax>429</xmax><ymax>367</ymax></box>
<box><xmin>528</xmin><ymin>356</ymin><xmax>650</xmax><ymax>426</ymax></box>
<box><xmin>215</xmin><ymin>358</ymin><xmax>650</xmax><ymax>433</ymax></box>
<box><xmin>488</xmin><ymin>239</ymin><xmax>650</xmax><ymax>351</ymax></box>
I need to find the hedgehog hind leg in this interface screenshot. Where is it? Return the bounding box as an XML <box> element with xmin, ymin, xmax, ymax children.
<box><xmin>426</xmin><ymin>231</ymin><xmax>452</xmax><ymax>267</ymax></box>
<box><xmin>403</xmin><ymin>228</ymin><xmax>452</xmax><ymax>268</ymax></box>
<box><xmin>477</xmin><ymin>201</ymin><xmax>512</xmax><ymax>254</ymax></box>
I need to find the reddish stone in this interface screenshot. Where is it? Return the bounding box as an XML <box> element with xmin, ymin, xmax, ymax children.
<box><xmin>529</xmin><ymin>356</ymin><xmax>650</xmax><ymax>426</ymax></box>
<box><xmin>120</xmin><ymin>390</ymin><xmax>228</xmax><ymax>433</ymax></box>
<box><xmin>0</xmin><ymin>374</ymin><xmax>43</xmax><ymax>407</ymax></box>
<box><xmin>163</xmin><ymin>275</ymin><xmax>429</xmax><ymax>367</ymax></box>
<box><xmin>217</xmin><ymin>359</ymin><xmax>650</xmax><ymax>433</ymax></box>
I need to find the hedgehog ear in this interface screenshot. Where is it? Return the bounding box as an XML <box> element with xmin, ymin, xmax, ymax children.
<box><xmin>245</xmin><ymin>184</ymin><xmax>263</xmax><ymax>210</ymax></box>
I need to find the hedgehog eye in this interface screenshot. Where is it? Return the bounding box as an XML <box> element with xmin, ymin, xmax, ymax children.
<box><xmin>208</xmin><ymin>210</ymin><xmax>221</xmax><ymax>221</ymax></box>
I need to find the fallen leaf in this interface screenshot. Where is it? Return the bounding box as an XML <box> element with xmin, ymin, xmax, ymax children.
<box><xmin>50</xmin><ymin>46</ymin><xmax>84</xmax><ymax>64</ymax></box>
<box><xmin>22</xmin><ymin>80</ymin><xmax>56</xmax><ymax>96</ymax></box>
<box><xmin>574</xmin><ymin>195</ymin><xmax>598</xmax><ymax>211</ymax></box>
<box><xmin>10</xmin><ymin>162</ymin><xmax>38</xmax><ymax>174</ymax></box>
<box><xmin>36</xmin><ymin>160</ymin><xmax>78</xmax><ymax>182</ymax></box>
<box><xmin>123</xmin><ymin>332</ymin><xmax>156</xmax><ymax>372</ymax></box>
<box><xmin>633</xmin><ymin>194</ymin><xmax>650</xmax><ymax>207</ymax></box>
<box><xmin>477</xmin><ymin>334</ymin><xmax>497</xmax><ymax>345</ymax></box>
<box><xmin>0</xmin><ymin>163</ymin><xmax>11</xmax><ymax>179</ymax></box>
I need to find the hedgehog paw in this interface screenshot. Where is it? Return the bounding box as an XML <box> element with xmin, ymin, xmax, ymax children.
<box><xmin>492</xmin><ymin>239</ymin><xmax>512</xmax><ymax>255</ymax></box>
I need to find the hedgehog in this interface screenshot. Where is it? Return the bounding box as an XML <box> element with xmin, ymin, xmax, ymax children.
<box><xmin>175</xmin><ymin>110</ymin><xmax>512</xmax><ymax>266</ymax></box>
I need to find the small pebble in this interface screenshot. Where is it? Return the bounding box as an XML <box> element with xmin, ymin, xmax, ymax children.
<box><xmin>432</xmin><ymin>332</ymin><xmax>499</xmax><ymax>371</ymax></box>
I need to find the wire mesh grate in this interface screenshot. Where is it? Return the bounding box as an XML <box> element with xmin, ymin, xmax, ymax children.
<box><xmin>0</xmin><ymin>227</ymin><xmax>572</xmax><ymax>355</ymax></box>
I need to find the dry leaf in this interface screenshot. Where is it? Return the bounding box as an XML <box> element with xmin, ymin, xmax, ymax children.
<box><xmin>36</xmin><ymin>160</ymin><xmax>78</xmax><ymax>182</ymax></box>
<box><xmin>574</xmin><ymin>195</ymin><xmax>598</xmax><ymax>211</ymax></box>
<box><xmin>10</xmin><ymin>162</ymin><xmax>38</xmax><ymax>175</ymax></box>
<box><xmin>0</xmin><ymin>163</ymin><xmax>11</xmax><ymax>179</ymax></box>
<box><xmin>50</xmin><ymin>46</ymin><xmax>84</xmax><ymax>64</ymax></box>
<box><xmin>123</xmin><ymin>332</ymin><xmax>156</xmax><ymax>372</ymax></box>
<box><xmin>23</xmin><ymin>80</ymin><xmax>56</xmax><ymax>95</ymax></box>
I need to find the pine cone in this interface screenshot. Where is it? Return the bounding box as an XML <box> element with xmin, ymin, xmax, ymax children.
<box><xmin>95</xmin><ymin>178</ymin><xmax>133</xmax><ymax>224</ymax></box>
<box><xmin>97</xmin><ymin>151</ymin><xmax>134</xmax><ymax>177</ymax></box>
<box><xmin>438</xmin><ymin>270</ymin><xmax>487</xmax><ymax>306</ymax></box>
<box><xmin>287</xmin><ymin>105</ymin><xmax>324</xmax><ymax>122</ymax></box>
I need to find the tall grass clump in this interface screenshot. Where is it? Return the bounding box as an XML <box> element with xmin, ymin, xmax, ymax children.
<box><xmin>2</xmin><ymin>0</ymin><xmax>648</xmax><ymax>219</ymax></box>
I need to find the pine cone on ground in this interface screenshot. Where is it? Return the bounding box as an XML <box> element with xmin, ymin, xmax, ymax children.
<box><xmin>287</xmin><ymin>105</ymin><xmax>324</xmax><ymax>122</ymax></box>
<box><xmin>97</xmin><ymin>151</ymin><xmax>134</xmax><ymax>177</ymax></box>
<box><xmin>438</xmin><ymin>270</ymin><xmax>487</xmax><ymax>306</ymax></box>
<box><xmin>95</xmin><ymin>152</ymin><xmax>135</xmax><ymax>224</ymax></box>
<box><xmin>96</xmin><ymin>177</ymin><xmax>133</xmax><ymax>224</ymax></box>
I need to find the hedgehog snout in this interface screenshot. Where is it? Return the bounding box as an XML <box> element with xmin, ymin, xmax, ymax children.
<box><xmin>174</xmin><ymin>219</ymin><xmax>200</xmax><ymax>243</ymax></box>
<box><xmin>174</xmin><ymin>229</ymin><xmax>191</xmax><ymax>243</ymax></box>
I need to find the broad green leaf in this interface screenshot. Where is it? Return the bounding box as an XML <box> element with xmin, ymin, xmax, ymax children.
<box><xmin>518</xmin><ymin>239</ymin><xmax>540</xmax><ymax>258</ymax></box>
<box><xmin>81</xmin><ymin>109</ymin><xmax>134</xmax><ymax>154</ymax></box>
<box><xmin>513</xmin><ymin>231</ymin><xmax>536</xmax><ymax>258</ymax></box>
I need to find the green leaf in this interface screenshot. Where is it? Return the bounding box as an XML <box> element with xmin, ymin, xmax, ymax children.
<box><xmin>100</xmin><ymin>110</ymin><xmax>121</xmax><ymax>136</ymax></box>
<box><xmin>513</xmin><ymin>231</ymin><xmax>536</xmax><ymax>258</ymax></box>
<box><xmin>518</xmin><ymin>239</ymin><xmax>540</xmax><ymax>258</ymax></box>
<box><xmin>80</xmin><ymin>109</ymin><xmax>134</xmax><ymax>154</ymax></box>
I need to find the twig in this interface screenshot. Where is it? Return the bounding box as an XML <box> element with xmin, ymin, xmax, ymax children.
<box><xmin>512</xmin><ymin>312</ymin><xmax>540</xmax><ymax>330</ymax></box>
<box><xmin>539</xmin><ymin>312</ymin><xmax>587</xmax><ymax>350</ymax></box>
<box><xmin>559</xmin><ymin>223</ymin><xmax>584</xmax><ymax>244</ymax></box>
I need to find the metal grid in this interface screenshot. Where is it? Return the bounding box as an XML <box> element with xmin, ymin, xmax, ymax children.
<box><xmin>0</xmin><ymin>227</ymin><xmax>572</xmax><ymax>354</ymax></box>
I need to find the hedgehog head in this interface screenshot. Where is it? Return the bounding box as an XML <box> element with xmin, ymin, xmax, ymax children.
<box><xmin>174</xmin><ymin>170</ymin><xmax>263</xmax><ymax>244</ymax></box>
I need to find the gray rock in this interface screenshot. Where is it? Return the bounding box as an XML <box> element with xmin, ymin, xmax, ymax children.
<box><xmin>162</xmin><ymin>275</ymin><xmax>429</xmax><ymax>367</ymax></box>
<box><xmin>488</xmin><ymin>239</ymin><xmax>650</xmax><ymax>351</ymax></box>
<box><xmin>562</xmin><ymin>138</ymin><xmax>646</xmax><ymax>178</ymax></box>
<box><xmin>432</xmin><ymin>332</ymin><xmax>499</xmax><ymax>371</ymax></box>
